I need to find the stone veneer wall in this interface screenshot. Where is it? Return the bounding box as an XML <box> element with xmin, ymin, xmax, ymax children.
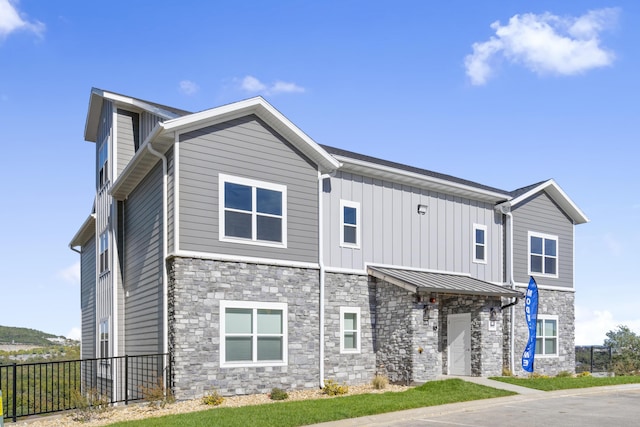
<box><xmin>323</xmin><ymin>273</ymin><xmax>377</xmax><ymax>384</ymax></box>
<box><xmin>375</xmin><ymin>281</ymin><xmax>441</xmax><ymax>384</ymax></box>
<box><xmin>168</xmin><ymin>257</ymin><xmax>320</xmax><ymax>399</ymax></box>
<box><xmin>440</xmin><ymin>295</ymin><xmax>503</xmax><ymax>377</ymax></box>
<box><xmin>510</xmin><ymin>288</ymin><xmax>575</xmax><ymax>376</ymax></box>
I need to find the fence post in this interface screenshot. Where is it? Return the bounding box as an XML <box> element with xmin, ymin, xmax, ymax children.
<box><xmin>11</xmin><ymin>364</ymin><xmax>16</xmax><ymax>423</ymax></box>
<box><xmin>1</xmin><ymin>389</ymin><xmax>4</xmax><ymax>427</ymax></box>
<box><xmin>124</xmin><ymin>355</ymin><xmax>128</xmax><ymax>406</ymax></box>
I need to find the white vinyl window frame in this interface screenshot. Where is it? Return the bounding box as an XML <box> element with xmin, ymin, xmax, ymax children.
<box><xmin>472</xmin><ymin>224</ymin><xmax>487</xmax><ymax>264</ymax></box>
<box><xmin>528</xmin><ymin>231</ymin><xmax>559</xmax><ymax>278</ymax></box>
<box><xmin>97</xmin><ymin>135</ymin><xmax>109</xmax><ymax>190</ymax></box>
<box><xmin>219</xmin><ymin>174</ymin><xmax>287</xmax><ymax>248</ymax></box>
<box><xmin>99</xmin><ymin>230</ymin><xmax>109</xmax><ymax>274</ymax></box>
<box><xmin>339</xmin><ymin>200</ymin><xmax>360</xmax><ymax>249</ymax></box>
<box><xmin>535</xmin><ymin>315</ymin><xmax>559</xmax><ymax>358</ymax></box>
<box><xmin>340</xmin><ymin>307</ymin><xmax>361</xmax><ymax>353</ymax></box>
<box><xmin>219</xmin><ymin>300</ymin><xmax>288</xmax><ymax>368</ymax></box>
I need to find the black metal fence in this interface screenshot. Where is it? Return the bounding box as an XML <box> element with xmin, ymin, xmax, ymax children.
<box><xmin>0</xmin><ymin>353</ymin><xmax>170</xmax><ymax>423</ymax></box>
<box><xmin>575</xmin><ymin>345</ymin><xmax>612</xmax><ymax>374</ymax></box>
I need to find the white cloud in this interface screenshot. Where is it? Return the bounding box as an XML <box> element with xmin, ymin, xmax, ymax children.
<box><xmin>178</xmin><ymin>80</ymin><xmax>199</xmax><ymax>95</ymax></box>
<box><xmin>0</xmin><ymin>0</ymin><xmax>45</xmax><ymax>39</ymax></box>
<box><xmin>465</xmin><ymin>8</ymin><xmax>618</xmax><ymax>85</ymax></box>
<box><xmin>239</xmin><ymin>75</ymin><xmax>305</xmax><ymax>95</ymax></box>
<box><xmin>575</xmin><ymin>306</ymin><xmax>640</xmax><ymax>346</ymax></box>
<box><xmin>57</xmin><ymin>261</ymin><xmax>80</xmax><ymax>285</ymax></box>
<box><xmin>67</xmin><ymin>327</ymin><xmax>81</xmax><ymax>341</ymax></box>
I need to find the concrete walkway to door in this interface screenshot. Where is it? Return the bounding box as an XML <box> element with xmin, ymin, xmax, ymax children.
<box><xmin>437</xmin><ymin>374</ymin><xmax>545</xmax><ymax>395</ymax></box>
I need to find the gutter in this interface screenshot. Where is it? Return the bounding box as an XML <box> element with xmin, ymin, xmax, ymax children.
<box><xmin>147</xmin><ymin>142</ymin><xmax>169</xmax><ymax>385</ymax></box>
<box><xmin>499</xmin><ymin>204</ymin><xmax>517</xmax><ymax>373</ymax></box>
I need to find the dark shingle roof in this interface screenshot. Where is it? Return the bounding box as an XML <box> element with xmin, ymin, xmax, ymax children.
<box><xmin>321</xmin><ymin>144</ymin><xmax>511</xmax><ymax>196</ymax></box>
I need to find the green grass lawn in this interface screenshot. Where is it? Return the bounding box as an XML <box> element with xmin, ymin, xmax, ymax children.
<box><xmin>491</xmin><ymin>374</ymin><xmax>640</xmax><ymax>391</ymax></box>
<box><xmin>106</xmin><ymin>379</ymin><xmax>515</xmax><ymax>427</ymax></box>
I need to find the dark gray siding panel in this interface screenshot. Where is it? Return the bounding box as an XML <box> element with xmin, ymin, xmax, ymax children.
<box><xmin>81</xmin><ymin>235</ymin><xmax>96</xmax><ymax>359</ymax></box>
<box><xmin>512</xmin><ymin>191</ymin><xmax>574</xmax><ymax>288</ymax></box>
<box><xmin>116</xmin><ymin>109</ymin><xmax>138</xmax><ymax>177</ymax></box>
<box><xmin>124</xmin><ymin>163</ymin><xmax>163</xmax><ymax>354</ymax></box>
<box><xmin>178</xmin><ymin>115</ymin><xmax>318</xmax><ymax>263</ymax></box>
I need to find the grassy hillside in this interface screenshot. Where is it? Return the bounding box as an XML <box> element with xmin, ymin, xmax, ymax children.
<box><xmin>0</xmin><ymin>325</ymin><xmax>64</xmax><ymax>346</ymax></box>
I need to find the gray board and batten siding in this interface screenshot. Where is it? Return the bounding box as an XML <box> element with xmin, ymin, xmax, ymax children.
<box><xmin>512</xmin><ymin>191</ymin><xmax>574</xmax><ymax>288</ymax></box>
<box><xmin>177</xmin><ymin>114</ymin><xmax>319</xmax><ymax>264</ymax></box>
<box><xmin>80</xmin><ymin>235</ymin><xmax>96</xmax><ymax>360</ymax></box>
<box><xmin>323</xmin><ymin>170</ymin><xmax>503</xmax><ymax>283</ymax></box>
<box><xmin>123</xmin><ymin>163</ymin><xmax>164</xmax><ymax>355</ymax></box>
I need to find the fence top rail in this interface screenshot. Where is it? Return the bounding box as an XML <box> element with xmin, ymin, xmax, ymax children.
<box><xmin>0</xmin><ymin>353</ymin><xmax>169</xmax><ymax>368</ymax></box>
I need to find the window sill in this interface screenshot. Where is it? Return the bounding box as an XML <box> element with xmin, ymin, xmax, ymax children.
<box><xmin>221</xmin><ymin>236</ymin><xmax>287</xmax><ymax>249</ymax></box>
<box><xmin>221</xmin><ymin>361</ymin><xmax>287</xmax><ymax>368</ymax></box>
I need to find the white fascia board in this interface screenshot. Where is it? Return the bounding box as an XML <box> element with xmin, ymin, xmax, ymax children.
<box><xmin>69</xmin><ymin>213</ymin><xmax>96</xmax><ymax>248</ymax></box>
<box><xmin>110</xmin><ymin>123</ymin><xmax>166</xmax><ymax>200</ymax></box>
<box><xmin>508</xmin><ymin>179</ymin><xmax>589</xmax><ymax>225</ymax></box>
<box><xmin>335</xmin><ymin>155</ymin><xmax>510</xmax><ymax>203</ymax></box>
<box><xmin>162</xmin><ymin>97</ymin><xmax>341</xmax><ymax>173</ymax></box>
<box><xmin>84</xmin><ymin>88</ymin><xmax>180</xmax><ymax>142</ymax></box>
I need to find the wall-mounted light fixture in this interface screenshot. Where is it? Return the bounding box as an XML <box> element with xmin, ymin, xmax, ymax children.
<box><xmin>417</xmin><ymin>204</ymin><xmax>428</xmax><ymax>215</ymax></box>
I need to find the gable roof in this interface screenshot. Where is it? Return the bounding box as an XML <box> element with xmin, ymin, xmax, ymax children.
<box><xmin>85</xmin><ymin>88</ymin><xmax>191</xmax><ymax>142</ymax></box>
<box><xmin>497</xmin><ymin>179</ymin><xmax>589</xmax><ymax>224</ymax></box>
<box><xmin>110</xmin><ymin>96</ymin><xmax>340</xmax><ymax>200</ymax></box>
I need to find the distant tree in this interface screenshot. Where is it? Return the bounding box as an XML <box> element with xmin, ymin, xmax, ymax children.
<box><xmin>604</xmin><ymin>325</ymin><xmax>640</xmax><ymax>375</ymax></box>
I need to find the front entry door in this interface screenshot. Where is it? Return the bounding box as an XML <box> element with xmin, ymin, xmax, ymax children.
<box><xmin>448</xmin><ymin>313</ymin><xmax>471</xmax><ymax>375</ymax></box>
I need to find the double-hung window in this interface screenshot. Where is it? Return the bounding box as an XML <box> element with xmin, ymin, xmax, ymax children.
<box><xmin>529</xmin><ymin>232</ymin><xmax>558</xmax><ymax>277</ymax></box>
<box><xmin>220</xmin><ymin>300</ymin><xmax>288</xmax><ymax>367</ymax></box>
<box><xmin>340</xmin><ymin>307</ymin><xmax>361</xmax><ymax>353</ymax></box>
<box><xmin>535</xmin><ymin>315</ymin><xmax>558</xmax><ymax>357</ymax></box>
<box><xmin>219</xmin><ymin>174</ymin><xmax>287</xmax><ymax>247</ymax></box>
<box><xmin>473</xmin><ymin>224</ymin><xmax>487</xmax><ymax>263</ymax></box>
<box><xmin>99</xmin><ymin>230</ymin><xmax>109</xmax><ymax>273</ymax></box>
<box><xmin>340</xmin><ymin>200</ymin><xmax>360</xmax><ymax>248</ymax></box>
<box><xmin>99</xmin><ymin>318</ymin><xmax>109</xmax><ymax>359</ymax></box>
<box><xmin>98</xmin><ymin>136</ymin><xmax>109</xmax><ymax>189</ymax></box>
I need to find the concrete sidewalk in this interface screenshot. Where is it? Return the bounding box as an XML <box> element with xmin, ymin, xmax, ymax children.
<box><xmin>437</xmin><ymin>374</ymin><xmax>545</xmax><ymax>395</ymax></box>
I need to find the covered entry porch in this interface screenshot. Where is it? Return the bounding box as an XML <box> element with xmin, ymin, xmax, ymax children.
<box><xmin>368</xmin><ymin>266</ymin><xmax>523</xmax><ymax>383</ymax></box>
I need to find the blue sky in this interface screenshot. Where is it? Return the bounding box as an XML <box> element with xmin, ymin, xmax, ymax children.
<box><xmin>0</xmin><ymin>1</ymin><xmax>637</xmax><ymax>345</ymax></box>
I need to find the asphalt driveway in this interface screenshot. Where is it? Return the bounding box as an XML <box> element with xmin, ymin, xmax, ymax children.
<box><xmin>312</xmin><ymin>383</ymin><xmax>640</xmax><ymax>427</ymax></box>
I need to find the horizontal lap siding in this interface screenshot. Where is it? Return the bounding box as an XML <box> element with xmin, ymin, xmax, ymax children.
<box><xmin>513</xmin><ymin>192</ymin><xmax>573</xmax><ymax>288</ymax></box>
<box><xmin>81</xmin><ymin>236</ymin><xmax>96</xmax><ymax>359</ymax></box>
<box><xmin>324</xmin><ymin>172</ymin><xmax>502</xmax><ymax>282</ymax></box>
<box><xmin>178</xmin><ymin>115</ymin><xmax>318</xmax><ymax>263</ymax></box>
<box><xmin>167</xmin><ymin>148</ymin><xmax>174</xmax><ymax>253</ymax></box>
<box><xmin>124</xmin><ymin>163</ymin><xmax>163</xmax><ymax>354</ymax></box>
<box><xmin>116</xmin><ymin>110</ymin><xmax>137</xmax><ymax>177</ymax></box>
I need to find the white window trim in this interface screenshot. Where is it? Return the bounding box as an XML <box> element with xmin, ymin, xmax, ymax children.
<box><xmin>219</xmin><ymin>300</ymin><xmax>288</xmax><ymax>368</ymax></box>
<box><xmin>535</xmin><ymin>314</ymin><xmax>559</xmax><ymax>358</ymax></box>
<box><xmin>98</xmin><ymin>135</ymin><xmax>109</xmax><ymax>190</ymax></box>
<box><xmin>340</xmin><ymin>306</ymin><xmax>361</xmax><ymax>353</ymax></box>
<box><xmin>528</xmin><ymin>231</ymin><xmax>559</xmax><ymax>278</ymax></box>
<box><xmin>472</xmin><ymin>224</ymin><xmax>487</xmax><ymax>264</ymax></box>
<box><xmin>339</xmin><ymin>200</ymin><xmax>360</xmax><ymax>249</ymax></box>
<box><xmin>219</xmin><ymin>174</ymin><xmax>287</xmax><ymax>248</ymax></box>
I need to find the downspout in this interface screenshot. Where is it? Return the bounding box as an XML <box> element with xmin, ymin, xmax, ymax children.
<box><xmin>147</xmin><ymin>143</ymin><xmax>169</xmax><ymax>383</ymax></box>
<box><xmin>318</xmin><ymin>171</ymin><xmax>327</xmax><ymax>389</ymax></box>
<box><xmin>505</xmin><ymin>208</ymin><xmax>516</xmax><ymax>373</ymax></box>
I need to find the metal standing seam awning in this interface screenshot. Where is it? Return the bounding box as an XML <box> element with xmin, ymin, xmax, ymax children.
<box><xmin>367</xmin><ymin>266</ymin><xmax>524</xmax><ymax>298</ymax></box>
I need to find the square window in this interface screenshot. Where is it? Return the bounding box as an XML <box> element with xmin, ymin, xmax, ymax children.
<box><xmin>528</xmin><ymin>232</ymin><xmax>558</xmax><ymax>277</ymax></box>
<box><xmin>219</xmin><ymin>174</ymin><xmax>287</xmax><ymax>247</ymax></box>
<box><xmin>340</xmin><ymin>201</ymin><xmax>360</xmax><ymax>248</ymax></box>
<box><xmin>220</xmin><ymin>301</ymin><xmax>287</xmax><ymax>366</ymax></box>
<box><xmin>534</xmin><ymin>317</ymin><xmax>558</xmax><ymax>356</ymax></box>
<box><xmin>340</xmin><ymin>307</ymin><xmax>361</xmax><ymax>353</ymax></box>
